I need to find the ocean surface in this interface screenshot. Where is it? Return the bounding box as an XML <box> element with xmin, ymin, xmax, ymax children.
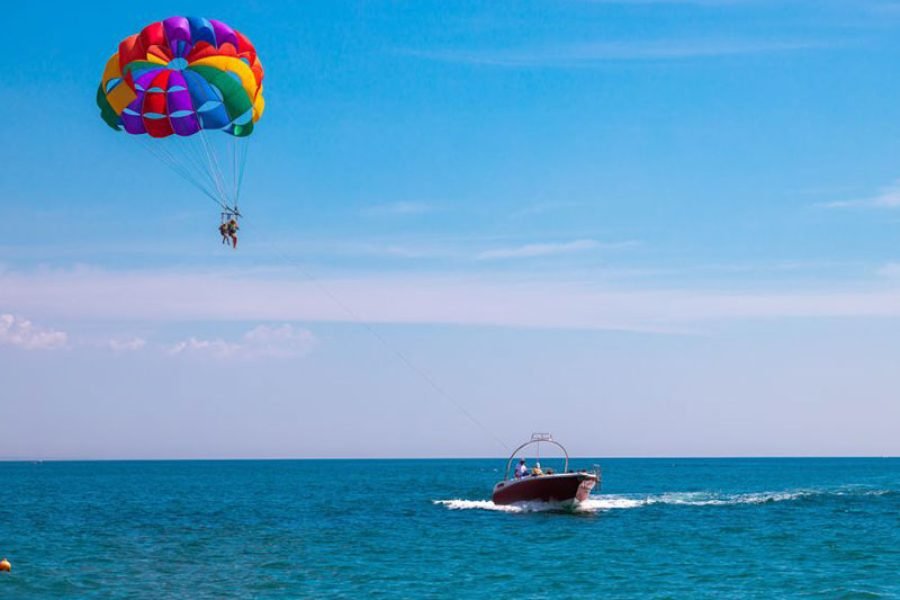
<box><xmin>0</xmin><ymin>458</ymin><xmax>897</xmax><ymax>598</ymax></box>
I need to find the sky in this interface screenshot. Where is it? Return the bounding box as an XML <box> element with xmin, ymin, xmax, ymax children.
<box><xmin>2</xmin><ymin>0</ymin><xmax>900</xmax><ymax>459</ymax></box>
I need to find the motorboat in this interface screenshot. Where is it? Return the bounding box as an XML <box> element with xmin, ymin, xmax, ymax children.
<box><xmin>491</xmin><ymin>433</ymin><xmax>600</xmax><ymax>507</ymax></box>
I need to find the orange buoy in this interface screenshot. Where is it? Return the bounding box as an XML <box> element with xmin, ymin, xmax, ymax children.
<box><xmin>0</xmin><ymin>558</ymin><xmax>10</xmax><ymax>572</ymax></box>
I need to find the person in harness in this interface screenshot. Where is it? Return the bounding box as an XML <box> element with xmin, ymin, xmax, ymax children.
<box><xmin>226</xmin><ymin>218</ymin><xmax>239</xmax><ymax>249</ymax></box>
<box><xmin>218</xmin><ymin>211</ymin><xmax>240</xmax><ymax>248</ymax></box>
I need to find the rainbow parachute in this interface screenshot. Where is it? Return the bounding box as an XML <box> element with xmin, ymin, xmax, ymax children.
<box><xmin>97</xmin><ymin>17</ymin><xmax>265</xmax><ymax>219</ymax></box>
<box><xmin>97</xmin><ymin>16</ymin><xmax>264</xmax><ymax>138</ymax></box>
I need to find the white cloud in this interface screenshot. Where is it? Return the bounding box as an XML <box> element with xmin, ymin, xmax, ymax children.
<box><xmin>824</xmin><ymin>180</ymin><xmax>900</xmax><ymax>209</ymax></box>
<box><xmin>242</xmin><ymin>324</ymin><xmax>317</xmax><ymax>358</ymax></box>
<box><xmin>0</xmin><ymin>313</ymin><xmax>67</xmax><ymax>350</ymax></box>
<box><xmin>478</xmin><ymin>239</ymin><xmax>626</xmax><ymax>260</ymax></box>
<box><xmin>169</xmin><ymin>337</ymin><xmax>241</xmax><ymax>359</ymax></box>
<box><xmin>169</xmin><ymin>324</ymin><xmax>315</xmax><ymax>360</ymax></box>
<box><xmin>107</xmin><ymin>337</ymin><xmax>147</xmax><ymax>353</ymax></box>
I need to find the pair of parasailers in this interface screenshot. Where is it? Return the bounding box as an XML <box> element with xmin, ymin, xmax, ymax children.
<box><xmin>218</xmin><ymin>218</ymin><xmax>240</xmax><ymax>249</ymax></box>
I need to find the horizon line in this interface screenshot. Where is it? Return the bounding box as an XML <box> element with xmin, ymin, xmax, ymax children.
<box><xmin>1</xmin><ymin>455</ymin><xmax>897</xmax><ymax>463</ymax></box>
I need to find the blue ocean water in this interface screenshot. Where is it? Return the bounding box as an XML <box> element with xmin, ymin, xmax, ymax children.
<box><xmin>0</xmin><ymin>458</ymin><xmax>898</xmax><ymax>598</ymax></box>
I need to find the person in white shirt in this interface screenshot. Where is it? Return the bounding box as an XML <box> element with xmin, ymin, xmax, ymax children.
<box><xmin>515</xmin><ymin>459</ymin><xmax>528</xmax><ymax>479</ymax></box>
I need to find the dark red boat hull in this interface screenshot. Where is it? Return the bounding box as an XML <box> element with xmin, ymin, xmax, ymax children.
<box><xmin>492</xmin><ymin>473</ymin><xmax>597</xmax><ymax>506</ymax></box>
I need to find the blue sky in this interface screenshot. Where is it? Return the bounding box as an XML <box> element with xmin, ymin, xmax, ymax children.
<box><xmin>2</xmin><ymin>0</ymin><xmax>900</xmax><ymax>458</ymax></box>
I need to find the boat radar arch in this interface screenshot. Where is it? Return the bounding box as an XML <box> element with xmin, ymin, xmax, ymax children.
<box><xmin>504</xmin><ymin>432</ymin><xmax>570</xmax><ymax>480</ymax></box>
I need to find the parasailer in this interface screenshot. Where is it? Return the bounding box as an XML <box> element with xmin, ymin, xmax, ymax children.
<box><xmin>96</xmin><ymin>16</ymin><xmax>265</xmax><ymax>248</ymax></box>
<box><xmin>226</xmin><ymin>217</ymin><xmax>239</xmax><ymax>248</ymax></box>
<box><xmin>218</xmin><ymin>210</ymin><xmax>240</xmax><ymax>248</ymax></box>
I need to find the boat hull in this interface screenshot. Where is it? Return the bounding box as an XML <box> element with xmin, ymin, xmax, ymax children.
<box><xmin>492</xmin><ymin>473</ymin><xmax>597</xmax><ymax>506</ymax></box>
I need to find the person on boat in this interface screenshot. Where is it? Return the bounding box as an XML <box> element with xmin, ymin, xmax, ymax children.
<box><xmin>515</xmin><ymin>458</ymin><xmax>528</xmax><ymax>479</ymax></box>
<box><xmin>226</xmin><ymin>218</ymin><xmax>239</xmax><ymax>249</ymax></box>
<box><xmin>531</xmin><ymin>462</ymin><xmax>543</xmax><ymax>476</ymax></box>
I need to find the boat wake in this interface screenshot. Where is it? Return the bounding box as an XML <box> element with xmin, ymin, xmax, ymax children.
<box><xmin>435</xmin><ymin>499</ymin><xmax>534</xmax><ymax>513</ymax></box>
<box><xmin>435</xmin><ymin>488</ymin><xmax>894</xmax><ymax>514</ymax></box>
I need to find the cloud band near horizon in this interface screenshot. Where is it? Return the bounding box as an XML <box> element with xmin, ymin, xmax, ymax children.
<box><xmin>3</xmin><ymin>267</ymin><xmax>900</xmax><ymax>334</ymax></box>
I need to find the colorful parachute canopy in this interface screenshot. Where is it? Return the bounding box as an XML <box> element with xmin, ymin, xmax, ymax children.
<box><xmin>97</xmin><ymin>16</ymin><xmax>265</xmax><ymax>138</ymax></box>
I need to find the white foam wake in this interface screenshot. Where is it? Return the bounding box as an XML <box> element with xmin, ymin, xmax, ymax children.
<box><xmin>578</xmin><ymin>490</ymin><xmax>815</xmax><ymax>511</ymax></box>
<box><xmin>434</xmin><ymin>499</ymin><xmax>568</xmax><ymax>513</ymax></box>
<box><xmin>435</xmin><ymin>488</ymin><xmax>889</xmax><ymax>514</ymax></box>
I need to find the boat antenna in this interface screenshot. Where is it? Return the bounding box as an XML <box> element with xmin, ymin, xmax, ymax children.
<box><xmin>531</xmin><ymin>432</ymin><xmax>553</xmax><ymax>464</ymax></box>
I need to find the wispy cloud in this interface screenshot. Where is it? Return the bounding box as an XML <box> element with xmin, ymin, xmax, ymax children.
<box><xmin>258</xmin><ymin>235</ymin><xmax>631</xmax><ymax>263</ymax></box>
<box><xmin>477</xmin><ymin>239</ymin><xmax>634</xmax><ymax>260</ymax></box>
<box><xmin>242</xmin><ymin>324</ymin><xmax>317</xmax><ymax>358</ymax></box>
<box><xmin>877</xmin><ymin>262</ymin><xmax>900</xmax><ymax>278</ymax></box>
<box><xmin>107</xmin><ymin>337</ymin><xmax>147</xmax><ymax>353</ymax></box>
<box><xmin>406</xmin><ymin>38</ymin><xmax>821</xmax><ymax>68</ymax></box>
<box><xmin>361</xmin><ymin>202</ymin><xmax>435</xmax><ymax>216</ymax></box>
<box><xmin>823</xmin><ymin>179</ymin><xmax>900</xmax><ymax>209</ymax></box>
<box><xmin>6</xmin><ymin>267</ymin><xmax>900</xmax><ymax>334</ymax></box>
<box><xmin>168</xmin><ymin>337</ymin><xmax>241</xmax><ymax>359</ymax></box>
<box><xmin>169</xmin><ymin>324</ymin><xmax>316</xmax><ymax>360</ymax></box>
<box><xmin>0</xmin><ymin>313</ymin><xmax>67</xmax><ymax>350</ymax></box>
<box><xmin>347</xmin><ymin>242</ymin><xmax>455</xmax><ymax>260</ymax></box>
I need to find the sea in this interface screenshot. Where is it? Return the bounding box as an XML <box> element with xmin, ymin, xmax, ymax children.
<box><xmin>0</xmin><ymin>458</ymin><xmax>897</xmax><ymax>599</ymax></box>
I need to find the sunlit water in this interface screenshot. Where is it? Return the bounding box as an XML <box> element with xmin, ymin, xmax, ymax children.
<box><xmin>0</xmin><ymin>458</ymin><xmax>897</xmax><ymax>598</ymax></box>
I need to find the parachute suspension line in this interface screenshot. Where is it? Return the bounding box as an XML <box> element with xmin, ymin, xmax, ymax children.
<box><xmin>211</xmin><ymin>133</ymin><xmax>231</xmax><ymax>209</ymax></box>
<box><xmin>136</xmin><ymin>137</ymin><xmax>228</xmax><ymax>211</ymax></box>
<box><xmin>189</xmin><ymin>129</ymin><xmax>221</xmax><ymax>205</ymax></box>
<box><xmin>174</xmin><ymin>140</ymin><xmax>210</xmax><ymax>201</ymax></box>
<box><xmin>138</xmin><ymin>132</ymin><xmax>248</xmax><ymax>219</ymax></box>
<box><xmin>200</xmin><ymin>129</ymin><xmax>239</xmax><ymax>217</ymax></box>
<box><xmin>253</xmin><ymin>227</ymin><xmax>509</xmax><ymax>454</ymax></box>
<box><xmin>232</xmin><ymin>135</ymin><xmax>238</xmax><ymax>213</ymax></box>
<box><xmin>188</xmin><ymin>136</ymin><xmax>233</xmax><ymax>213</ymax></box>
<box><xmin>235</xmin><ymin>138</ymin><xmax>251</xmax><ymax>211</ymax></box>
<box><xmin>154</xmin><ymin>140</ymin><xmax>227</xmax><ymax>211</ymax></box>
<box><xmin>140</xmin><ymin>138</ymin><xmax>215</xmax><ymax>205</ymax></box>
<box><xmin>234</xmin><ymin>137</ymin><xmax>251</xmax><ymax>212</ymax></box>
<box><xmin>198</xmin><ymin>127</ymin><xmax>233</xmax><ymax>213</ymax></box>
<box><xmin>182</xmin><ymin>135</ymin><xmax>221</xmax><ymax>196</ymax></box>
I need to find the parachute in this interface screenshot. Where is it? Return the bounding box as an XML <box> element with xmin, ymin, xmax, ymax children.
<box><xmin>96</xmin><ymin>16</ymin><xmax>265</xmax><ymax>219</ymax></box>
